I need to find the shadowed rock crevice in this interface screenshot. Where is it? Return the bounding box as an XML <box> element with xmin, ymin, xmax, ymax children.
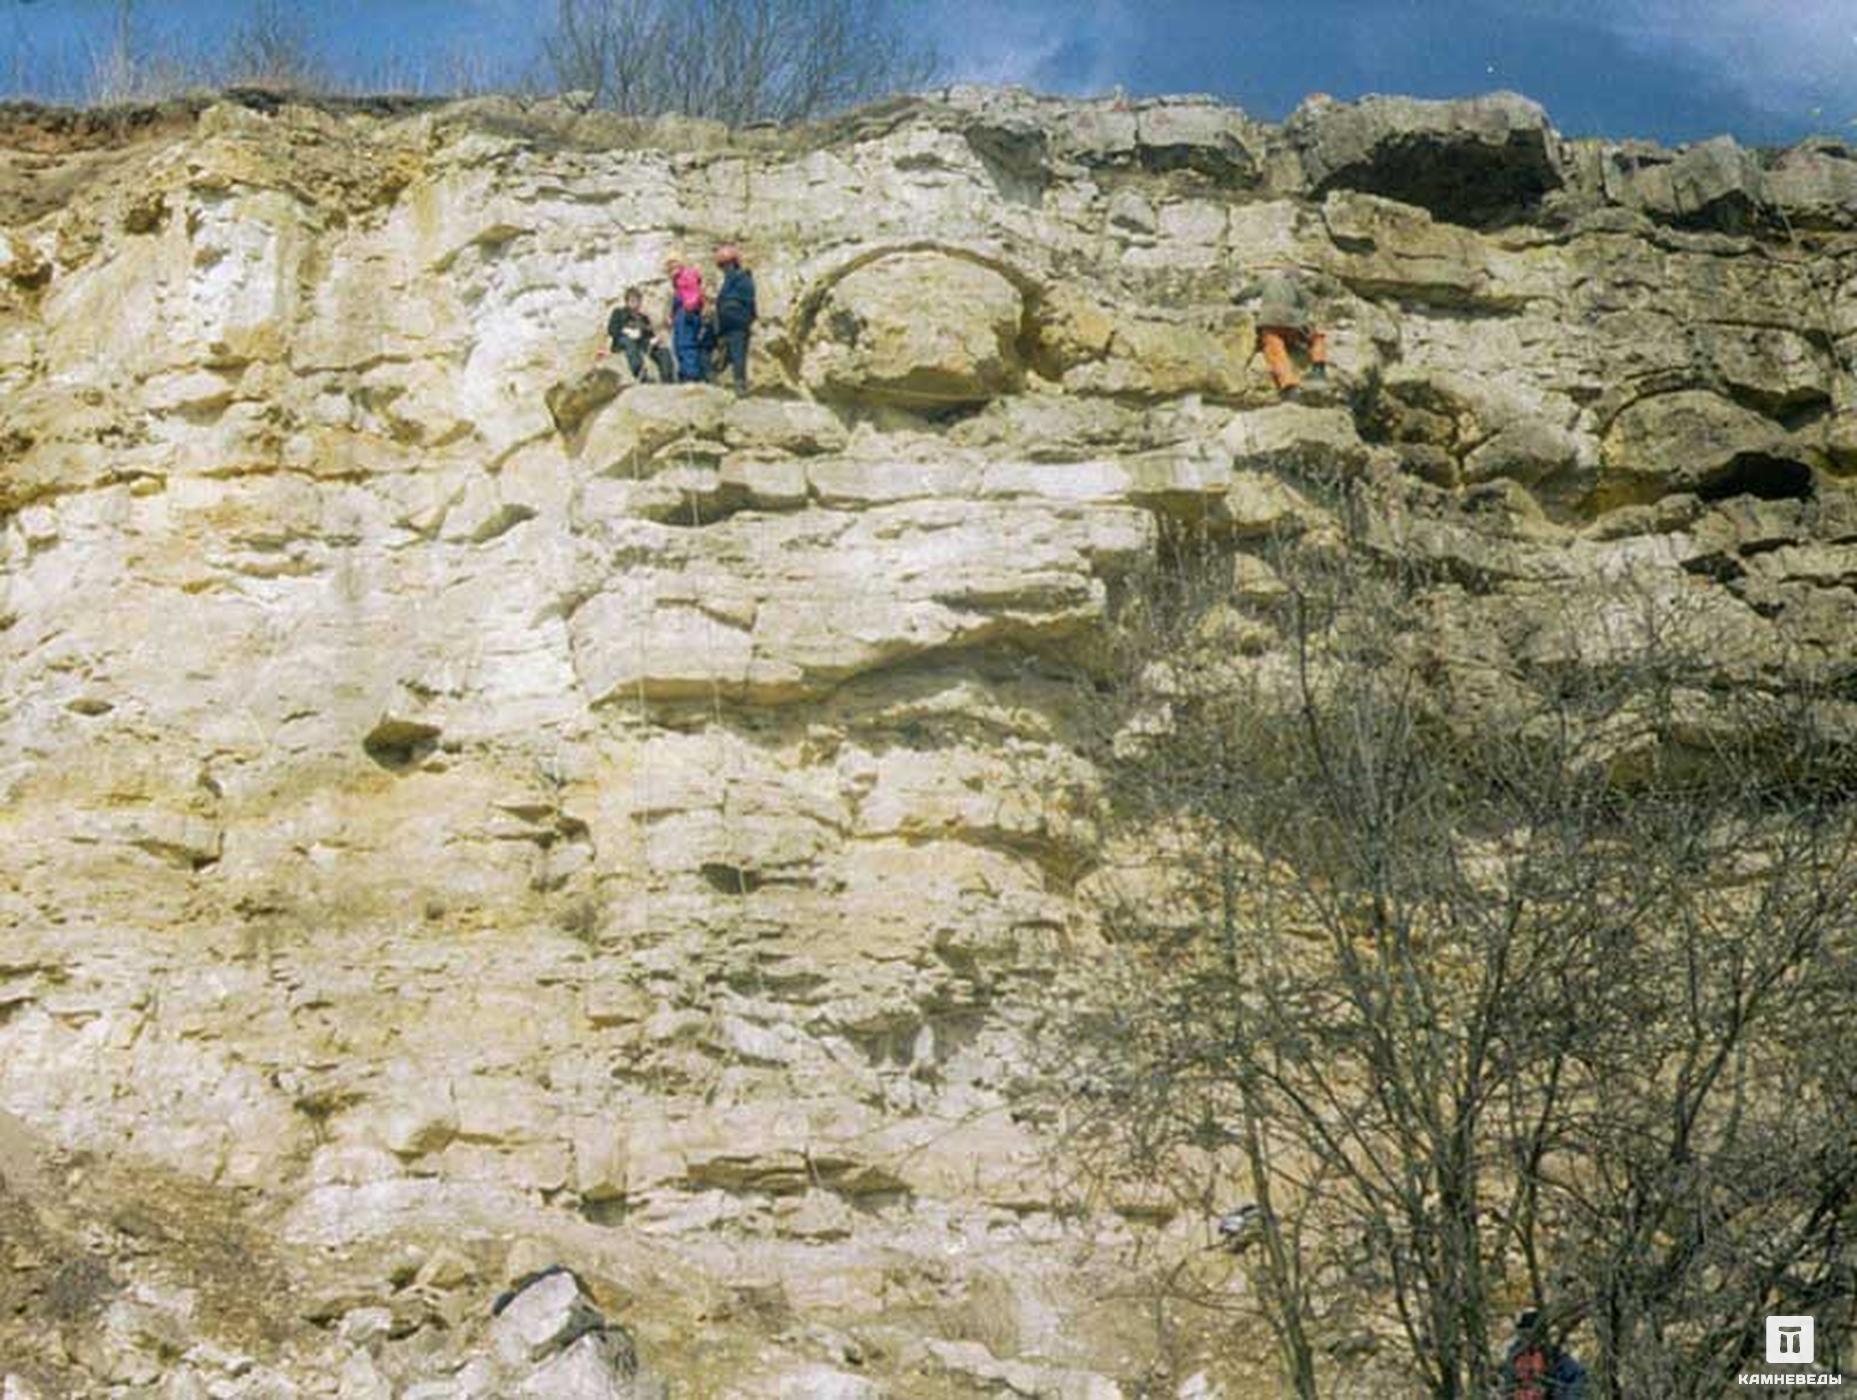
<box><xmin>1698</xmin><ymin>452</ymin><xmax>1816</xmax><ymax>503</ymax></box>
<box><xmin>362</xmin><ymin>716</ymin><xmax>444</xmax><ymax>770</ymax></box>
<box><xmin>1311</xmin><ymin>128</ymin><xmax>1564</xmax><ymax>227</ymax></box>
<box><xmin>1285</xmin><ymin>91</ymin><xmax>1564</xmax><ymax>228</ymax></box>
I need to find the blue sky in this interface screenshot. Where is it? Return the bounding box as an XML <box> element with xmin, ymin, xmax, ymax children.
<box><xmin>5</xmin><ymin>0</ymin><xmax>1855</xmax><ymax>146</ymax></box>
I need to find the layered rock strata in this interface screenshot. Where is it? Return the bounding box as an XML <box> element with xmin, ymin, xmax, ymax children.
<box><xmin>3</xmin><ymin>86</ymin><xmax>1856</xmax><ymax>1396</ymax></box>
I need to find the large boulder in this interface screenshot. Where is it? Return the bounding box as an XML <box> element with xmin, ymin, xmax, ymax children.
<box><xmin>575</xmin><ymin>383</ymin><xmax>733</xmax><ymax>474</ymax></box>
<box><xmin>1692</xmin><ymin>324</ymin><xmax>1830</xmax><ymax>415</ymax></box>
<box><xmin>1464</xmin><ymin>419</ymin><xmax>1588</xmax><ymax>505</ymax></box>
<box><xmin>1221</xmin><ymin>403</ymin><xmax>1376</xmax><ymax>480</ymax></box>
<box><xmin>1282</xmin><ymin>91</ymin><xmax>1563</xmax><ymax>226</ymax></box>
<box><xmin>492</xmin><ymin>1269</ymin><xmax>609</xmax><ymax>1366</ymax></box>
<box><xmin>1052</xmin><ymin>102</ymin><xmax>1138</xmax><ymax>167</ymax></box>
<box><xmin>1061</xmin><ymin>313</ymin><xmax>1258</xmax><ymax>400</ymax></box>
<box><xmin>1320</xmin><ymin>191</ymin><xmax>1498</xmax><ymax>304</ymax></box>
<box><xmin>1601</xmin><ymin>136</ymin><xmax>1767</xmax><ymax>231</ymax></box>
<box><xmin>982</xmin><ymin>91</ymin><xmax>1264</xmax><ymax>181</ymax></box>
<box><xmin>1038</xmin><ymin>285</ymin><xmax>1257</xmax><ymax>400</ymax></box>
<box><xmin>546</xmin><ymin>368</ymin><xmax>624</xmax><ymax>434</ymax></box>
<box><xmin>1765</xmin><ymin>140</ymin><xmax>1857</xmax><ymax>231</ymax></box>
<box><xmin>803</xmin><ymin>252</ymin><xmax>1026</xmax><ymax>407</ymax></box>
<box><xmin>1132</xmin><ymin>99</ymin><xmax>1264</xmax><ymax>181</ymax></box>
<box><xmin>722</xmin><ymin>397</ymin><xmax>848</xmax><ymax>456</ymax></box>
<box><xmin>490</xmin><ymin>1268</ymin><xmax>648</xmax><ymax>1400</ymax></box>
<box><xmin>517</xmin><ymin>1333</ymin><xmax>644</xmax><ymax>1400</ymax></box>
<box><xmin>1599</xmin><ymin>391</ymin><xmax>1811</xmax><ymax>510</ymax></box>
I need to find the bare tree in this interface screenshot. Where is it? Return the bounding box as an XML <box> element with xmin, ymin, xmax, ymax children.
<box><xmin>541</xmin><ymin>0</ymin><xmax>938</xmax><ymax>123</ymax></box>
<box><xmin>220</xmin><ymin>0</ymin><xmax>324</xmax><ymax>92</ymax></box>
<box><xmin>38</xmin><ymin>0</ymin><xmax>203</xmax><ymax>104</ymax></box>
<box><xmin>88</xmin><ymin>0</ymin><xmax>134</xmax><ymax>101</ymax></box>
<box><xmin>1044</xmin><ymin>494</ymin><xmax>1857</xmax><ymax>1398</ymax></box>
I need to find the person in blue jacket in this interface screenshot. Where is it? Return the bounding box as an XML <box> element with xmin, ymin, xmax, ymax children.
<box><xmin>713</xmin><ymin>243</ymin><xmax>757</xmax><ymax>393</ymax></box>
<box><xmin>1498</xmin><ymin>1311</ymin><xmax>1588</xmax><ymax>1399</ymax></box>
<box><xmin>670</xmin><ymin>296</ymin><xmax>712</xmax><ymax>383</ymax></box>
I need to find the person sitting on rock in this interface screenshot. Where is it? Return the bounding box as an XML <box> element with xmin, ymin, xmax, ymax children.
<box><xmin>713</xmin><ymin>243</ymin><xmax>757</xmax><ymax>394</ymax></box>
<box><xmin>668</xmin><ymin>261</ymin><xmax>711</xmax><ymax>383</ymax></box>
<box><xmin>1236</xmin><ymin>264</ymin><xmax>1329</xmax><ymax>398</ymax></box>
<box><xmin>598</xmin><ymin>288</ymin><xmax>670</xmax><ymax>383</ymax></box>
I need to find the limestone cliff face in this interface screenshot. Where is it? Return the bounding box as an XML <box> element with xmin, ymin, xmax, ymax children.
<box><xmin>2</xmin><ymin>87</ymin><xmax>1856</xmax><ymax>1397</ymax></box>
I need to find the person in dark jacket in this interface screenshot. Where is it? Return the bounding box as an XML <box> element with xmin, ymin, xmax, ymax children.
<box><xmin>598</xmin><ymin>288</ymin><xmax>670</xmax><ymax>382</ymax></box>
<box><xmin>1498</xmin><ymin>1312</ymin><xmax>1588</xmax><ymax>1400</ymax></box>
<box><xmin>713</xmin><ymin>243</ymin><xmax>757</xmax><ymax>393</ymax></box>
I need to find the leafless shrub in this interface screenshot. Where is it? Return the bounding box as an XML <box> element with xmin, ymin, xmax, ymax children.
<box><xmin>62</xmin><ymin>0</ymin><xmax>322</xmax><ymax>104</ymax></box>
<box><xmin>220</xmin><ymin>0</ymin><xmax>324</xmax><ymax>92</ymax></box>
<box><xmin>541</xmin><ymin>0</ymin><xmax>939</xmax><ymax>123</ymax></box>
<box><xmin>1040</xmin><ymin>499</ymin><xmax>1857</xmax><ymax>1398</ymax></box>
<box><xmin>84</xmin><ymin>0</ymin><xmax>141</xmax><ymax>103</ymax></box>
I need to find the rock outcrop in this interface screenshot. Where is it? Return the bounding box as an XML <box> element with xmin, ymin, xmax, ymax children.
<box><xmin>3</xmin><ymin>84</ymin><xmax>1856</xmax><ymax>1395</ymax></box>
<box><xmin>1282</xmin><ymin>90</ymin><xmax>1564</xmax><ymax>225</ymax></box>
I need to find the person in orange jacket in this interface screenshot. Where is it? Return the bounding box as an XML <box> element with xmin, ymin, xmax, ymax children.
<box><xmin>1236</xmin><ymin>266</ymin><xmax>1329</xmax><ymax>398</ymax></box>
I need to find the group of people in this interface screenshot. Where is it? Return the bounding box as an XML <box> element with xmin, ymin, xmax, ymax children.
<box><xmin>600</xmin><ymin>250</ymin><xmax>1327</xmax><ymax>400</ymax></box>
<box><xmin>599</xmin><ymin>244</ymin><xmax>758</xmax><ymax>392</ymax></box>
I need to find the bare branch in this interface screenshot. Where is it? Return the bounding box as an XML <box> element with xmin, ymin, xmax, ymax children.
<box><xmin>541</xmin><ymin>0</ymin><xmax>938</xmax><ymax>123</ymax></box>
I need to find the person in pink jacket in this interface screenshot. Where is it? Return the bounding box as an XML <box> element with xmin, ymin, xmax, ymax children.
<box><xmin>664</xmin><ymin>260</ymin><xmax>712</xmax><ymax>382</ymax></box>
<box><xmin>672</xmin><ymin>263</ymin><xmax>704</xmax><ymax>314</ymax></box>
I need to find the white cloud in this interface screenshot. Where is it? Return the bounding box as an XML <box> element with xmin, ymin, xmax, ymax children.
<box><xmin>925</xmin><ymin>0</ymin><xmax>1853</xmax><ymax>133</ymax></box>
<box><xmin>1601</xmin><ymin>0</ymin><xmax>1857</xmax><ymax>123</ymax></box>
<box><xmin>937</xmin><ymin>0</ymin><xmax>1136</xmax><ymax>94</ymax></box>
<box><xmin>939</xmin><ymin>8</ymin><xmax>1070</xmax><ymax>87</ymax></box>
